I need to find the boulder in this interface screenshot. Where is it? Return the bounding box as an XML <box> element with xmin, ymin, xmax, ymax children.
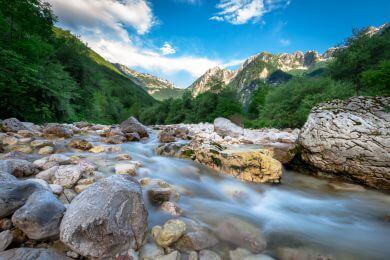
<box><xmin>0</xmin><ymin>118</ymin><xmax>28</xmax><ymax>133</ymax></box>
<box><xmin>175</xmin><ymin>230</ymin><xmax>218</xmax><ymax>252</ymax></box>
<box><xmin>125</xmin><ymin>132</ymin><xmax>141</xmax><ymax>142</ymax></box>
<box><xmin>0</xmin><ymin>230</ymin><xmax>13</xmax><ymax>251</ymax></box>
<box><xmin>199</xmin><ymin>250</ymin><xmax>221</xmax><ymax>260</ymax></box>
<box><xmin>120</xmin><ymin>116</ymin><xmax>149</xmax><ymax>138</ymax></box>
<box><xmin>38</xmin><ymin>146</ymin><xmax>54</xmax><ymax>155</ymax></box>
<box><xmin>67</xmin><ymin>138</ymin><xmax>93</xmax><ymax>150</ymax></box>
<box><xmin>0</xmin><ymin>248</ymin><xmax>70</xmax><ymax>260</ymax></box>
<box><xmin>33</xmin><ymin>154</ymin><xmax>71</xmax><ymax>170</ymax></box>
<box><xmin>30</xmin><ymin>140</ymin><xmax>53</xmax><ymax>148</ymax></box>
<box><xmin>60</xmin><ymin>175</ymin><xmax>148</xmax><ymax>258</ymax></box>
<box><xmin>53</xmin><ymin>165</ymin><xmax>82</xmax><ymax>188</ymax></box>
<box><xmin>214</xmin><ymin>117</ymin><xmax>243</xmax><ymax>138</ymax></box>
<box><xmin>156</xmin><ymin>251</ymin><xmax>181</xmax><ymax>260</ymax></box>
<box><xmin>140</xmin><ymin>243</ymin><xmax>164</xmax><ymax>260</ymax></box>
<box><xmin>43</xmin><ymin>124</ymin><xmax>73</xmax><ymax>138</ymax></box>
<box><xmin>159</xmin><ymin>132</ymin><xmax>176</xmax><ymax>143</ymax></box>
<box><xmin>298</xmin><ymin>96</ymin><xmax>390</xmax><ymax>190</ymax></box>
<box><xmin>115</xmin><ymin>162</ymin><xmax>140</xmax><ymax>175</ymax></box>
<box><xmin>215</xmin><ymin>217</ymin><xmax>267</xmax><ymax>253</ymax></box>
<box><xmin>152</xmin><ymin>219</ymin><xmax>186</xmax><ymax>247</ymax></box>
<box><xmin>159</xmin><ymin>201</ymin><xmax>182</xmax><ymax>216</ymax></box>
<box><xmin>12</xmin><ymin>189</ymin><xmax>65</xmax><ymax>239</ymax></box>
<box><xmin>0</xmin><ymin>159</ymin><xmax>37</xmax><ymax>177</ymax></box>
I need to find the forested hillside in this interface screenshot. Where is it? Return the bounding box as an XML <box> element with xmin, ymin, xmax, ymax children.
<box><xmin>0</xmin><ymin>0</ymin><xmax>155</xmax><ymax>124</ymax></box>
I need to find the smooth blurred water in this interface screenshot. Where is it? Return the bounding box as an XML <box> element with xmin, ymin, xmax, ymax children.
<box><xmin>77</xmin><ymin>131</ymin><xmax>390</xmax><ymax>259</ymax></box>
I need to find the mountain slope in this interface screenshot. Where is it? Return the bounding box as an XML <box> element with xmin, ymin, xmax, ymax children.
<box><xmin>115</xmin><ymin>64</ymin><xmax>184</xmax><ymax>101</ymax></box>
<box><xmin>188</xmin><ymin>67</ymin><xmax>236</xmax><ymax>96</ymax></box>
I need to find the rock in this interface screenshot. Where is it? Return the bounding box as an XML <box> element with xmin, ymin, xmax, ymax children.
<box><xmin>66</xmin><ymin>251</ymin><xmax>79</xmax><ymax>259</ymax></box>
<box><xmin>244</xmin><ymin>255</ymin><xmax>275</xmax><ymax>260</ymax></box>
<box><xmin>159</xmin><ymin>202</ymin><xmax>182</xmax><ymax>216</ymax></box>
<box><xmin>120</xmin><ymin>116</ymin><xmax>149</xmax><ymax>138</ymax></box>
<box><xmin>148</xmin><ymin>188</ymin><xmax>179</xmax><ymax>205</ymax></box>
<box><xmin>115</xmin><ymin>162</ymin><xmax>140</xmax><ymax>175</ymax></box>
<box><xmin>59</xmin><ymin>189</ymin><xmax>77</xmax><ymax>204</ymax></box>
<box><xmin>175</xmin><ymin>230</ymin><xmax>218</xmax><ymax>252</ymax></box>
<box><xmin>298</xmin><ymin>96</ymin><xmax>390</xmax><ymax>190</ymax></box>
<box><xmin>229</xmin><ymin>248</ymin><xmax>252</xmax><ymax>260</ymax></box>
<box><xmin>215</xmin><ymin>217</ymin><xmax>267</xmax><ymax>253</ymax></box>
<box><xmin>159</xmin><ymin>132</ymin><xmax>176</xmax><ymax>143</ymax></box>
<box><xmin>199</xmin><ymin>250</ymin><xmax>221</xmax><ymax>260</ymax></box>
<box><xmin>53</xmin><ymin>165</ymin><xmax>82</xmax><ymax>188</ymax></box>
<box><xmin>262</xmin><ymin>142</ymin><xmax>297</xmax><ymax>164</ymax></box>
<box><xmin>43</xmin><ymin>124</ymin><xmax>73</xmax><ymax>138</ymax></box>
<box><xmin>17</xmin><ymin>130</ymin><xmax>35</xmax><ymax>138</ymax></box>
<box><xmin>152</xmin><ymin>219</ymin><xmax>186</xmax><ymax>247</ymax></box>
<box><xmin>89</xmin><ymin>146</ymin><xmax>106</xmax><ymax>153</ymax></box>
<box><xmin>0</xmin><ymin>230</ymin><xmax>13</xmax><ymax>251</ymax></box>
<box><xmin>74</xmin><ymin>184</ymin><xmax>90</xmax><ymax>193</ymax></box>
<box><xmin>0</xmin><ymin>218</ymin><xmax>13</xmax><ymax>231</ymax></box>
<box><xmin>67</xmin><ymin>138</ymin><xmax>93</xmax><ymax>151</ymax></box>
<box><xmin>214</xmin><ymin>117</ymin><xmax>243</xmax><ymax>138</ymax></box>
<box><xmin>194</xmin><ymin>146</ymin><xmax>282</xmax><ymax>183</ymax></box>
<box><xmin>36</xmin><ymin>166</ymin><xmax>58</xmax><ymax>182</ymax></box>
<box><xmin>30</xmin><ymin>140</ymin><xmax>53</xmax><ymax>148</ymax></box>
<box><xmin>60</xmin><ymin>175</ymin><xmax>148</xmax><ymax>259</ymax></box>
<box><xmin>156</xmin><ymin>251</ymin><xmax>181</xmax><ymax>260</ymax></box>
<box><xmin>101</xmin><ymin>135</ymin><xmax>125</xmax><ymax>144</ymax></box>
<box><xmin>33</xmin><ymin>154</ymin><xmax>71</xmax><ymax>170</ymax></box>
<box><xmin>0</xmin><ymin>159</ymin><xmax>37</xmax><ymax>177</ymax></box>
<box><xmin>140</xmin><ymin>243</ymin><xmax>164</xmax><ymax>260</ymax></box>
<box><xmin>189</xmin><ymin>251</ymin><xmax>198</xmax><ymax>260</ymax></box>
<box><xmin>50</xmin><ymin>184</ymin><xmax>63</xmax><ymax>195</ymax></box>
<box><xmin>125</xmin><ymin>132</ymin><xmax>141</xmax><ymax>142</ymax></box>
<box><xmin>12</xmin><ymin>189</ymin><xmax>65</xmax><ymax>240</ymax></box>
<box><xmin>8</xmin><ymin>144</ymin><xmax>33</xmax><ymax>154</ymax></box>
<box><xmin>328</xmin><ymin>182</ymin><xmax>366</xmax><ymax>192</ymax></box>
<box><xmin>276</xmin><ymin>247</ymin><xmax>333</xmax><ymax>260</ymax></box>
<box><xmin>0</xmin><ymin>248</ymin><xmax>70</xmax><ymax>259</ymax></box>
<box><xmin>117</xmin><ymin>153</ymin><xmax>132</xmax><ymax>160</ymax></box>
<box><xmin>38</xmin><ymin>146</ymin><xmax>54</xmax><ymax>155</ymax></box>
<box><xmin>2</xmin><ymin>136</ymin><xmax>18</xmax><ymax>146</ymax></box>
<box><xmin>0</xmin><ymin>118</ymin><xmax>28</xmax><ymax>133</ymax></box>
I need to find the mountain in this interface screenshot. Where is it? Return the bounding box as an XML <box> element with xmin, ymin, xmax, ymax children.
<box><xmin>115</xmin><ymin>64</ymin><xmax>184</xmax><ymax>101</ymax></box>
<box><xmin>188</xmin><ymin>67</ymin><xmax>236</xmax><ymax>96</ymax></box>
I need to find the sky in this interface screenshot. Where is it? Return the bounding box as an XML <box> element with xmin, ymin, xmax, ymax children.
<box><xmin>47</xmin><ymin>0</ymin><xmax>389</xmax><ymax>88</ymax></box>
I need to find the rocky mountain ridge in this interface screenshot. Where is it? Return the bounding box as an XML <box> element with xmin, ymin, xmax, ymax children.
<box><xmin>115</xmin><ymin>64</ymin><xmax>184</xmax><ymax>101</ymax></box>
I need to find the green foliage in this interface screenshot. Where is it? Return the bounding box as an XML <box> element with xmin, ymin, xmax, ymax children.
<box><xmin>361</xmin><ymin>60</ymin><xmax>390</xmax><ymax>96</ymax></box>
<box><xmin>328</xmin><ymin>26</ymin><xmax>390</xmax><ymax>94</ymax></box>
<box><xmin>245</xmin><ymin>77</ymin><xmax>355</xmax><ymax>128</ymax></box>
<box><xmin>0</xmin><ymin>0</ymin><xmax>155</xmax><ymax>124</ymax></box>
<box><xmin>140</xmin><ymin>89</ymin><xmax>242</xmax><ymax>125</ymax></box>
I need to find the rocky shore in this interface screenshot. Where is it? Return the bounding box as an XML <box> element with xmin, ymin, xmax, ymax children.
<box><xmin>0</xmin><ymin>96</ymin><xmax>389</xmax><ymax>259</ymax></box>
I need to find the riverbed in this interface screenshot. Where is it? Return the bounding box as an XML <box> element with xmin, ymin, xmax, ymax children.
<box><xmin>68</xmin><ymin>131</ymin><xmax>390</xmax><ymax>260</ymax></box>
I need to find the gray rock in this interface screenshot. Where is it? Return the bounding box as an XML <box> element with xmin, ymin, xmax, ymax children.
<box><xmin>1</xmin><ymin>118</ymin><xmax>28</xmax><ymax>133</ymax></box>
<box><xmin>120</xmin><ymin>116</ymin><xmax>149</xmax><ymax>138</ymax></box>
<box><xmin>189</xmin><ymin>251</ymin><xmax>198</xmax><ymax>260</ymax></box>
<box><xmin>156</xmin><ymin>251</ymin><xmax>181</xmax><ymax>260</ymax></box>
<box><xmin>0</xmin><ymin>230</ymin><xmax>13</xmax><ymax>252</ymax></box>
<box><xmin>42</xmin><ymin>124</ymin><xmax>73</xmax><ymax>138</ymax></box>
<box><xmin>214</xmin><ymin>117</ymin><xmax>243</xmax><ymax>138</ymax></box>
<box><xmin>12</xmin><ymin>189</ymin><xmax>66</xmax><ymax>240</ymax></box>
<box><xmin>0</xmin><ymin>248</ymin><xmax>70</xmax><ymax>260</ymax></box>
<box><xmin>0</xmin><ymin>159</ymin><xmax>37</xmax><ymax>178</ymax></box>
<box><xmin>199</xmin><ymin>250</ymin><xmax>221</xmax><ymax>260</ymax></box>
<box><xmin>53</xmin><ymin>165</ymin><xmax>82</xmax><ymax>188</ymax></box>
<box><xmin>60</xmin><ymin>175</ymin><xmax>148</xmax><ymax>258</ymax></box>
<box><xmin>299</xmin><ymin>96</ymin><xmax>390</xmax><ymax>190</ymax></box>
<box><xmin>0</xmin><ymin>178</ymin><xmax>42</xmax><ymax>218</ymax></box>
<box><xmin>140</xmin><ymin>243</ymin><xmax>164</xmax><ymax>260</ymax></box>
<box><xmin>175</xmin><ymin>230</ymin><xmax>218</xmax><ymax>252</ymax></box>
<box><xmin>215</xmin><ymin>217</ymin><xmax>267</xmax><ymax>253</ymax></box>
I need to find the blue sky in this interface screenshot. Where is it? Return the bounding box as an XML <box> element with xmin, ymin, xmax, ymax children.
<box><xmin>47</xmin><ymin>0</ymin><xmax>389</xmax><ymax>88</ymax></box>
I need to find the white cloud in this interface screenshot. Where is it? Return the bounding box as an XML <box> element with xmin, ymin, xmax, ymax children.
<box><xmin>47</xmin><ymin>0</ymin><xmax>245</xmax><ymax>87</ymax></box>
<box><xmin>47</xmin><ymin>0</ymin><xmax>154</xmax><ymax>40</ymax></box>
<box><xmin>160</xmin><ymin>43</ymin><xmax>176</xmax><ymax>55</ymax></box>
<box><xmin>211</xmin><ymin>0</ymin><xmax>291</xmax><ymax>25</ymax></box>
<box><xmin>280</xmin><ymin>38</ymin><xmax>291</xmax><ymax>46</ymax></box>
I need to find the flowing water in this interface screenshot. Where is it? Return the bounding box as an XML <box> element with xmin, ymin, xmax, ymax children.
<box><xmin>69</xmin><ymin>131</ymin><xmax>390</xmax><ymax>259</ymax></box>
